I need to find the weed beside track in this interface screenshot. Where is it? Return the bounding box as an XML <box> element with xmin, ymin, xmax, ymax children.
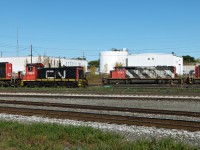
<box><xmin>0</xmin><ymin>121</ymin><xmax>198</xmax><ymax>150</ymax></box>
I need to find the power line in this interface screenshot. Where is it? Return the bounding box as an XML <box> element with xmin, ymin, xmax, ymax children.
<box><xmin>0</xmin><ymin>40</ymin><xmax>200</xmax><ymax>58</ymax></box>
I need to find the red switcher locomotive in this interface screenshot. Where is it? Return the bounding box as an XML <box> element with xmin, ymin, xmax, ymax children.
<box><xmin>0</xmin><ymin>62</ymin><xmax>88</xmax><ymax>88</ymax></box>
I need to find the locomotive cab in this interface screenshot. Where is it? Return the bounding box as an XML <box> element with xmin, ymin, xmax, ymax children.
<box><xmin>23</xmin><ymin>63</ymin><xmax>44</xmax><ymax>80</ymax></box>
<box><xmin>110</xmin><ymin>67</ymin><xmax>126</xmax><ymax>79</ymax></box>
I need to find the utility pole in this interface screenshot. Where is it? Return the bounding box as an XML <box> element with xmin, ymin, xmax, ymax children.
<box><xmin>17</xmin><ymin>26</ymin><xmax>19</xmax><ymax>57</ymax></box>
<box><xmin>30</xmin><ymin>44</ymin><xmax>32</xmax><ymax>64</ymax></box>
<box><xmin>1</xmin><ymin>51</ymin><xmax>2</xmax><ymax>57</ymax></box>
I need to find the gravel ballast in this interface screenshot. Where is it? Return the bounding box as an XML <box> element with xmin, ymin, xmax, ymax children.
<box><xmin>0</xmin><ymin>113</ymin><xmax>199</xmax><ymax>147</ymax></box>
<box><xmin>1</xmin><ymin>96</ymin><xmax>200</xmax><ymax>112</ymax></box>
<box><xmin>0</xmin><ymin>93</ymin><xmax>199</xmax><ymax>147</ymax></box>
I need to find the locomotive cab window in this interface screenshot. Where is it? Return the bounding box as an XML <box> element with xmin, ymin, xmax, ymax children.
<box><xmin>28</xmin><ymin>66</ymin><xmax>33</xmax><ymax>72</ymax></box>
<box><xmin>37</xmin><ymin>66</ymin><xmax>42</xmax><ymax>70</ymax></box>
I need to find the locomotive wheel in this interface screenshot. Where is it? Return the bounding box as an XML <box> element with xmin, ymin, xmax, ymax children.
<box><xmin>59</xmin><ymin>83</ymin><xmax>65</xmax><ymax>88</ymax></box>
<box><xmin>26</xmin><ymin>82</ymin><xmax>36</xmax><ymax>88</ymax></box>
<box><xmin>53</xmin><ymin>83</ymin><xmax>58</xmax><ymax>88</ymax></box>
<box><xmin>125</xmin><ymin>80</ymin><xmax>130</xmax><ymax>84</ymax></box>
<box><xmin>0</xmin><ymin>81</ymin><xmax>4</xmax><ymax>87</ymax></box>
<box><xmin>65</xmin><ymin>83</ymin><xmax>71</xmax><ymax>88</ymax></box>
<box><xmin>67</xmin><ymin>82</ymin><xmax>77</xmax><ymax>88</ymax></box>
<box><xmin>168</xmin><ymin>80</ymin><xmax>172</xmax><ymax>84</ymax></box>
<box><xmin>73</xmin><ymin>83</ymin><xmax>78</xmax><ymax>88</ymax></box>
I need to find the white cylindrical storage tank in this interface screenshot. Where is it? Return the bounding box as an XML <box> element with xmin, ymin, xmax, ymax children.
<box><xmin>100</xmin><ymin>50</ymin><xmax>128</xmax><ymax>73</ymax></box>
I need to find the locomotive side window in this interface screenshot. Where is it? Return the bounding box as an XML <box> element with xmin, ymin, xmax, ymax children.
<box><xmin>37</xmin><ymin>66</ymin><xmax>42</xmax><ymax>70</ymax></box>
<box><xmin>28</xmin><ymin>66</ymin><xmax>33</xmax><ymax>72</ymax></box>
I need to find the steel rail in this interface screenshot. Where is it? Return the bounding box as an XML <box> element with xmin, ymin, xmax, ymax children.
<box><xmin>0</xmin><ymin>94</ymin><xmax>200</xmax><ymax>102</ymax></box>
<box><xmin>0</xmin><ymin>106</ymin><xmax>199</xmax><ymax>131</ymax></box>
<box><xmin>0</xmin><ymin>100</ymin><xmax>199</xmax><ymax>118</ymax></box>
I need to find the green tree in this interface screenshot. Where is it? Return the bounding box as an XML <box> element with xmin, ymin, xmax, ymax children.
<box><xmin>182</xmin><ymin>55</ymin><xmax>196</xmax><ymax>64</ymax></box>
<box><xmin>76</xmin><ymin>57</ymin><xmax>86</xmax><ymax>60</ymax></box>
<box><xmin>90</xmin><ymin>66</ymin><xmax>97</xmax><ymax>74</ymax></box>
<box><xmin>115</xmin><ymin>62</ymin><xmax>123</xmax><ymax>67</ymax></box>
<box><xmin>88</xmin><ymin>60</ymin><xmax>99</xmax><ymax>67</ymax></box>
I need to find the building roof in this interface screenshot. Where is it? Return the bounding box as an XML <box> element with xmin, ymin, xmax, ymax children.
<box><xmin>129</xmin><ymin>53</ymin><xmax>182</xmax><ymax>57</ymax></box>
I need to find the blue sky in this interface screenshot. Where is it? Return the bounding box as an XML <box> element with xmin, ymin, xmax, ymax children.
<box><xmin>0</xmin><ymin>0</ymin><xmax>200</xmax><ymax>61</ymax></box>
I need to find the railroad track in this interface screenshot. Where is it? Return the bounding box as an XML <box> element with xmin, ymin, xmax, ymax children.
<box><xmin>0</xmin><ymin>106</ymin><xmax>199</xmax><ymax>132</ymax></box>
<box><xmin>0</xmin><ymin>93</ymin><xmax>200</xmax><ymax>102</ymax></box>
<box><xmin>103</xmin><ymin>83</ymin><xmax>200</xmax><ymax>87</ymax></box>
<box><xmin>0</xmin><ymin>100</ymin><xmax>200</xmax><ymax>131</ymax></box>
<box><xmin>0</xmin><ymin>100</ymin><xmax>200</xmax><ymax>118</ymax></box>
<box><xmin>1</xmin><ymin>85</ymin><xmax>200</xmax><ymax>96</ymax></box>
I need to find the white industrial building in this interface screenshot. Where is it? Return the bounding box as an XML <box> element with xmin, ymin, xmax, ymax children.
<box><xmin>99</xmin><ymin>50</ymin><xmax>183</xmax><ymax>75</ymax></box>
<box><xmin>100</xmin><ymin>49</ymin><xmax>128</xmax><ymax>73</ymax></box>
<box><xmin>0</xmin><ymin>56</ymin><xmax>88</xmax><ymax>73</ymax></box>
<box><xmin>127</xmin><ymin>53</ymin><xmax>183</xmax><ymax>75</ymax></box>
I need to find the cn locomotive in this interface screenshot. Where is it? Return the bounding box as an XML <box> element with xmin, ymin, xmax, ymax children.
<box><xmin>0</xmin><ymin>62</ymin><xmax>88</xmax><ymax>88</ymax></box>
<box><xmin>102</xmin><ymin>66</ymin><xmax>200</xmax><ymax>85</ymax></box>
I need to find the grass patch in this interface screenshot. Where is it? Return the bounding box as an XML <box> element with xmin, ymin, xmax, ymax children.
<box><xmin>86</xmin><ymin>74</ymin><xmax>108</xmax><ymax>84</ymax></box>
<box><xmin>0</xmin><ymin>120</ymin><xmax>198</xmax><ymax>150</ymax></box>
